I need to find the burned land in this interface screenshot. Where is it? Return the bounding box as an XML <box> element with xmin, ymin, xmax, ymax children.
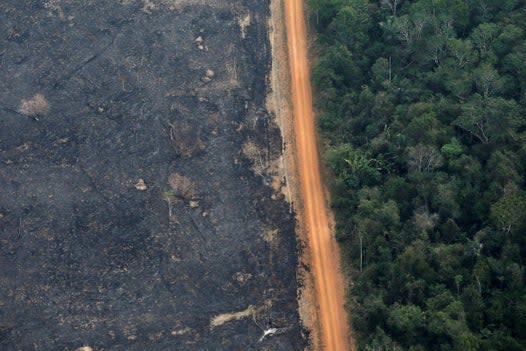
<box><xmin>0</xmin><ymin>1</ymin><xmax>305</xmax><ymax>350</ymax></box>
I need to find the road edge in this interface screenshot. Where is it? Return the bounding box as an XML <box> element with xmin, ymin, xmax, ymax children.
<box><xmin>267</xmin><ymin>0</ymin><xmax>322</xmax><ymax>350</ymax></box>
<box><xmin>278</xmin><ymin>0</ymin><xmax>356</xmax><ymax>350</ymax></box>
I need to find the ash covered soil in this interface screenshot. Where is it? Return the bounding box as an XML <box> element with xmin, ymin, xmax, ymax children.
<box><xmin>0</xmin><ymin>0</ymin><xmax>306</xmax><ymax>350</ymax></box>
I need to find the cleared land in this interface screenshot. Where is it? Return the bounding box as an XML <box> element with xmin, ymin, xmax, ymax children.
<box><xmin>0</xmin><ymin>1</ymin><xmax>304</xmax><ymax>350</ymax></box>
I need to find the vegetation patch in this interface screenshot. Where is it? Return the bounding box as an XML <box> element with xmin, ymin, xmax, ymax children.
<box><xmin>309</xmin><ymin>0</ymin><xmax>526</xmax><ymax>349</ymax></box>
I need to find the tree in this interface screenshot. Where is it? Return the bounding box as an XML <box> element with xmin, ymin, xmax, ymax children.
<box><xmin>387</xmin><ymin>304</ymin><xmax>425</xmax><ymax>344</ymax></box>
<box><xmin>391</xmin><ymin>14</ymin><xmax>426</xmax><ymax>48</ymax></box>
<box><xmin>328</xmin><ymin>0</ymin><xmax>371</xmax><ymax>54</ymax></box>
<box><xmin>407</xmin><ymin>144</ymin><xmax>443</xmax><ymax>172</ymax></box>
<box><xmin>405</xmin><ymin>111</ymin><xmax>449</xmax><ymax>145</ymax></box>
<box><xmin>453</xmin><ymin>94</ymin><xmax>521</xmax><ymax>143</ymax></box>
<box><xmin>308</xmin><ymin>0</ymin><xmax>347</xmax><ymax>31</ymax></box>
<box><xmin>427</xmin><ymin>14</ymin><xmax>455</xmax><ymax>66</ymax></box>
<box><xmin>381</xmin><ymin>0</ymin><xmax>403</xmax><ymax>17</ymax></box>
<box><xmin>470</xmin><ymin>22</ymin><xmax>499</xmax><ymax>57</ymax></box>
<box><xmin>371</xmin><ymin>57</ymin><xmax>391</xmax><ymax>86</ymax></box>
<box><xmin>490</xmin><ymin>193</ymin><xmax>526</xmax><ymax>233</ymax></box>
<box><xmin>312</xmin><ymin>44</ymin><xmax>361</xmax><ymax>102</ymax></box>
<box><xmin>441</xmin><ymin>138</ymin><xmax>463</xmax><ymax>157</ymax></box>
<box><xmin>447</xmin><ymin>38</ymin><xmax>476</xmax><ymax>68</ymax></box>
<box><xmin>399</xmin><ymin>244</ymin><xmax>435</xmax><ymax>281</ymax></box>
<box><xmin>473</xmin><ymin>63</ymin><xmax>503</xmax><ymax>98</ymax></box>
<box><xmin>493</xmin><ymin>24</ymin><xmax>524</xmax><ymax>57</ymax></box>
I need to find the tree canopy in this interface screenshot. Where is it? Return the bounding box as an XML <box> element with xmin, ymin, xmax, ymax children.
<box><xmin>309</xmin><ymin>0</ymin><xmax>526</xmax><ymax>349</ymax></box>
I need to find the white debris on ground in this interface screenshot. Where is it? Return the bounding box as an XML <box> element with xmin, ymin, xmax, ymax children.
<box><xmin>258</xmin><ymin>328</ymin><xmax>278</xmax><ymax>342</ymax></box>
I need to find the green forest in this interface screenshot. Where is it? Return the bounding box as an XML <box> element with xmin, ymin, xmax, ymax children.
<box><xmin>307</xmin><ymin>0</ymin><xmax>526</xmax><ymax>349</ymax></box>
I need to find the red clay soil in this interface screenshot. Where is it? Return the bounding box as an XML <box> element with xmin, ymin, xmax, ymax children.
<box><xmin>284</xmin><ymin>1</ymin><xmax>354</xmax><ymax>350</ymax></box>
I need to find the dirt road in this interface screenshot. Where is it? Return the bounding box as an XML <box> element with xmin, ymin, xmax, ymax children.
<box><xmin>284</xmin><ymin>1</ymin><xmax>353</xmax><ymax>350</ymax></box>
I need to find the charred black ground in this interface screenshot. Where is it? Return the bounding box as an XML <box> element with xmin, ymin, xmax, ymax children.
<box><xmin>0</xmin><ymin>1</ymin><xmax>305</xmax><ymax>350</ymax></box>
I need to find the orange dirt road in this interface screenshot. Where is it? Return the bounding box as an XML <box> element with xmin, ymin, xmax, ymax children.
<box><xmin>284</xmin><ymin>1</ymin><xmax>353</xmax><ymax>350</ymax></box>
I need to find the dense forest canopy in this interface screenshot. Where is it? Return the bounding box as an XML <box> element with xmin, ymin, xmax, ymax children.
<box><xmin>307</xmin><ymin>0</ymin><xmax>526</xmax><ymax>350</ymax></box>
